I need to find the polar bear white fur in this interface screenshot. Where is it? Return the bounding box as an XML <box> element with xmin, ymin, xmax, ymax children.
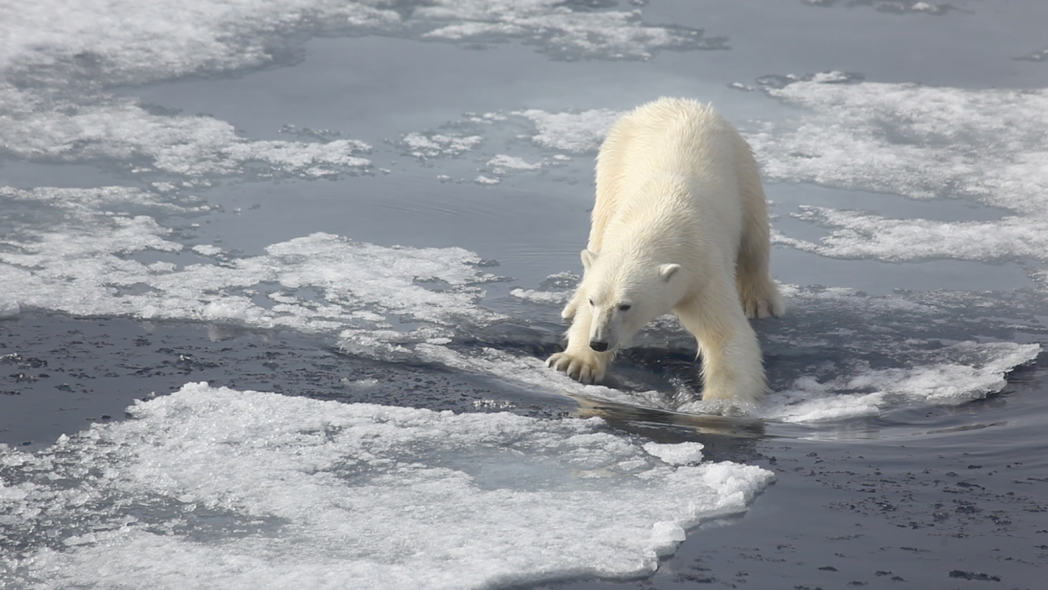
<box><xmin>546</xmin><ymin>97</ymin><xmax>783</xmax><ymax>404</ymax></box>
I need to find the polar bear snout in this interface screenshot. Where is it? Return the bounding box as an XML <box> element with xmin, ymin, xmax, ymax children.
<box><xmin>589</xmin><ymin>340</ymin><xmax>610</xmax><ymax>352</ymax></box>
<box><xmin>588</xmin><ymin>309</ymin><xmax>620</xmax><ymax>352</ymax></box>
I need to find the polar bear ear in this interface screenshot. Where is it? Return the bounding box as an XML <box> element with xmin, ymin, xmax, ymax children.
<box><xmin>581</xmin><ymin>249</ymin><xmax>598</xmax><ymax>270</ymax></box>
<box><xmin>659</xmin><ymin>263</ymin><xmax>681</xmax><ymax>282</ymax></box>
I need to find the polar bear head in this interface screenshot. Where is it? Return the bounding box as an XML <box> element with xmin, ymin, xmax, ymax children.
<box><xmin>579</xmin><ymin>248</ymin><xmax>684</xmax><ymax>353</ymax></box>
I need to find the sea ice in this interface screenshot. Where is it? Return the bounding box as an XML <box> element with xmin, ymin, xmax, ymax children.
<box><xmin>0</xmin><ymin>96</ymin><xmax>372</xmax><ymax>180</ymax></box>
<box><xmin>0</xmin><ymin>210</ymin><xmax>505</xmax><ymax>341</ymax></box>
<box><xmin>412</xmin><ymin>0</ymin><xmax>723</xmax><ymax>60</ymax></box>
<box><xmin>0</xmin><ymin>299</ymin><xmax>19</xmax><ymax>319</ymax></box>
<box><xmin>644</xmin><ymin>442</ymin><xmax>706</xmax><ymax>466</ymax></box>
<box><xmin>510</xmin><ymin>287</ymin><xmax>572</xmax><ymax>304</ymax></box>
<box><xmin>773</xmin><ymin>207</ymin><xmax>1048</xmax><ymax>264</ymax></box>
<box><xmin>0</xmin><ymin>382</ymin><xmax>774</xmax><ymax>589</ymax></box>
<box><xmin>749</xmin><ymin>76</ymin><xmax>1048</xmax><ymax>215</ymax></box>
<box><xmin>399</xmin><ymin>132</ymin><xmax>484</xmax><ymax>159</ymax></box>
<box><xmin>514</xmin><ymin>108</ymin><xmax>622</xmax><ymax>153</ymax></box>
<box><xmin>486</xmin><ymin>154</ymin><xmax>542</xmax><ymax>173</ymax></box>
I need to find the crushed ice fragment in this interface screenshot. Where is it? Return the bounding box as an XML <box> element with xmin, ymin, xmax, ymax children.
<box><xmin>0</xmin><ymin>299</ymin><xmax>20</xmax><ymax>318</ymax></box>
<box><xmin>643</xmin><ymin>442</ymin><xmax>705</xmax><ymax>465</ymax></box>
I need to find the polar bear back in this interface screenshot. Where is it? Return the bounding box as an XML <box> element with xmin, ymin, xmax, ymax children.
<box><xmin>588</xmin><ymin>97</ymin><xmax>764</xmax><ymax>280</ymax></box>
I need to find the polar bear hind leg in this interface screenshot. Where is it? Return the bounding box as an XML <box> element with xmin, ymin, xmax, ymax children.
<box><xmin>734</xmin><ymin>136</ymin><xmax>785</xmax><ymax>320</ymax></box>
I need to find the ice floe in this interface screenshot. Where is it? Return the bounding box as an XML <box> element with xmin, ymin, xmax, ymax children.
<box><xmin>759</xmin><ymin>341</ymin><xmax>1042</xmax><ymax>423</ymax></box>
<box><xmin>0</xmin><ymin>382</ymin><xmax>773</xmax><ymax>589</ymax></box>
<box><xmin>1</xmin><ymin>0</ymin><xmax>724</xmax><ymax>97</ymax></box>
<box><xmin>774</xmin><ymin>207</ymin><xmax>1048</xmax><ymax>263</ymax></box>
<box><xmin>398</xmin><ymin>132</ymin><xmax>484</xmax><ymax>160</ymax></box>
<box><xmin>1</xmin><ymin>96</ymin><xmax>371</xmax><ymax>180</ymax></box>
<box><xmin>486</xmin><ymin>154</ymin><xmax>542</xmax><ymax>173</ymax></box>
<box><xmin>749</xmin><ymin>75</ymin><xmax>1048</xmax><ymax>214</ymax></box>
<box><xmin>410</xmin><ymin>1</ymin><xmax>725</xmax><ymax>60</ymax></box>
<box><xmin>802</xmin><ymin>0</ymin><xmax>953</xmax><ymax>14</ymax></box>
<box><xmin>510</xmin><ymin>287</ymin><xmax>572</xmax><ymax>305</ymax></box>
<box><xmin>742</xmin><ymin>74</ymin><xmax>1048</xmax><ymax>277</ymax></box>
<box><xmin>0</xmin><ymin>202</ymin><xmax>504</xmax><ymax>343</ymax></box>
<box><xmin>514</xmin><ymin>108</ymin><xmax>621</xmax><ymax>153</ymax></box>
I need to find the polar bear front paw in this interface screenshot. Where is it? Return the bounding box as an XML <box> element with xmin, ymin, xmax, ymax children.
<box><xmin>546</xmin><ymin>351</ymin><xmax>605</xmax><ymax>384</ymax></box>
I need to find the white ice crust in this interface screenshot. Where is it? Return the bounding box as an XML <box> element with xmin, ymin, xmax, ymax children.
<box><xmin>510</xmin><ymin>287</ymin><xmax>572</xmax><ymax>304</ymax></box>
<box><xmin>0</xmin><ymin>382</ymin><xmax>773</xmax><ymax>589</ymax></box>
<box><xmin>760</xmin><ymin>341</ymin><xmax>1042</xmax><ymax>423</ymax></box>
<box><xmin>515</xmin><ymin>108</ymin><xmax>622</xmax><ymax>153</ymax></box>
<box><xmin>643</xmin><ymin>442</ymin><xmax>706</xmax><ymax>466</ymax></box>
<box><xmin>2</xmin><ymin>0</ymin><xmax>710</xmax><ymax>83</ymax></box>
<box><xmin>0</xmin><ymin>186</ymin><xmax>503</xmax><ymax>348</ymax></box>
<box><xmin>400</xmin><ymin>132</ymin><xmax>484</xmax><ymax>159</ymax></box>
<box><xmin>749</xmin><ymin>76</ymin><xmax>1048</xmax><ymax>272</ymax></box>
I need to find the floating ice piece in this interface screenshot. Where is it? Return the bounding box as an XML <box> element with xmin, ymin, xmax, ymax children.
<box><xmin>749</xmin><ymin>77</ymin><xmax>1048</xmax><ymax>215</ymax></box>
<box><xmin>0</xmin><ymin>298</ymin><xmax>19</xmax><ymax>318</ymax></box>
<box><xmin>0</xmin><ymin>186</ymin><xmax>210</xmax><ymax>217</ymax></box>
<box><xmin>413</xmin><ymin>1</ymin><xmax>724</xmax><ymax>60</ymax></box>
<box><xmin>0</xmin><ymin>96</ymin><xmax>371</xmax><ymax>179</ymax></box>
<box><xmin>749</xmin><ymin>75</ymin><xmax>1048</xmax><ymax>281</ymax></box>
<box><xmin>0</xmin><ymin>382</ymin><xmax>774</xmax><ymax>589</ymax></box>
<box><xmin>510</xmin><ymin>287</ymin><xmax>572</xmax><ymax>304</ymax></box>
<box><xmin>473</xmin><ymin>175</ymin><xmax>500</xmax><ymax>185</ymax></box>
<box><xmin>0</xmin><ymin>206</ymin><xmax>504</xmax><ymax>340</ymax></box>
<box><xmin>191</xmin><ymin>244</ymin><xmax>222</xmax><ymax>257</ymax></box>
<box><xmin>399</xmin><ymin>132</ymin><xmax>483</xmax><ymax>159</ymax></box>
<box><xmin>1017</xmin><ymin>47</ymin><xmax>1048</xmax><ymax>62</ymax></box>
<box><xmin>761</xmin><ymin>341</ymin><xmax>1042</xmax><ymax>423</ymax></box>
<box><xmin>515</xmin><ymin>108</ymin><xmax>623</xmax><ymax>153</ymax></box>
<box><xmin>774</xmin><ymin>207</ymin><xmax>1048</xmax><ymax>264</ymax></box>
<box><xmin>802</xmin><ymin>0</ymin><xmax>949</xmax><ymax>14</ymax></box>
<box><xmin>644</xmin><ymin>442</ymin><xmax>705</xmax><ymax>465</ymax></box>
<box><xmin>0</xmin><ymin>2</ymin><xmax>377</xmax><ymax>85</ymax></box>
<box><xmin>0</xmin><ymin>0</ymin><xmax>722</xmax><ymax>99</ymax></box>
<box><xmin>486</xmin><ymin>154</ymin><xmax>542</xmax><ymax>173</ymax></box>
<box><xmin>509</xmin><ymin>271</ymin><xmax>577</xmax><ymax>305</ymax></box>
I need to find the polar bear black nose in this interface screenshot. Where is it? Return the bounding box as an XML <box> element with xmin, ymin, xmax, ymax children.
<box><xmin>589</xmin><ymin>341</ymin><xmax>609</xmax><ymax>352</ymax></box>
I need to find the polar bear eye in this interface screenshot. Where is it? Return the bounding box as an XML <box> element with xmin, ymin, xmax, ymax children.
<box><xmin>618</xmin><ymin>303</ymin><xmax>632</xmax><ymax>312</ymax></box>
<box><xmin>588</xmin><ymin>298</ymin><xmax>594</xmax><ymax>306</ymax></box>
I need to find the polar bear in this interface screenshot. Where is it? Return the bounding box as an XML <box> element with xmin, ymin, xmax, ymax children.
<box><xmin>546</xmin><ymin>97</ymin><xmax>783</xmax><ymax>404</ymax></box>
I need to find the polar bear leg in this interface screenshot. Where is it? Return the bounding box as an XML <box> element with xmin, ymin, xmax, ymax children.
<box><xmin>561</xmin><ymin>287</ymin><xmax>583</xmax><ymax>320</ymax></box>
<box><xmin>736</xmin><ymin>252</ymin><xmax>784</xmax><ymax>320</ymax></box>
<box><xmin>547</xmin><ymin>300</ymin><xmax>612</xmax><ymax>384</ymax></box>
<box><xmin>676</xmin><ymin>277</ymin><xmax>767</xmax><ymax>404</ymax></box>
<box><xmin>735</xmin><ymin>142</ymin><xmax>785</xmax><ymax>320</ymax></box>
<box><xmin>735</xmin><ymin>224</ymin><xmax>784</xmax><ymax>319</ymax></box>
